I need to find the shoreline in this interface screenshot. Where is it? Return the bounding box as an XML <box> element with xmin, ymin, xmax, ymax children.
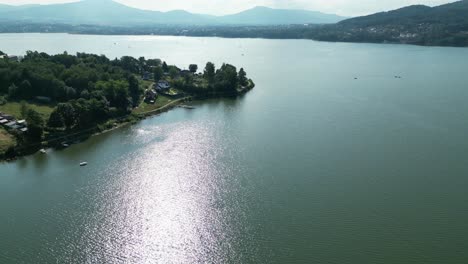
<box><xmin>0</xmin><ymin>32</ymin><xmax>467</xmax><ymax>49</ymax></box>
<box><xmin>0</xmin><ymin>86</ymin><xmax>254</xmax><ymax>162</ymax></box>
<box><xmin>0</xmin><ymin>96</ymin><xmax>192</xmax><ymax>163</ymax></box>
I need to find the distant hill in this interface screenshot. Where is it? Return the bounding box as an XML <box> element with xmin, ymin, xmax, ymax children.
<box><xmin>340</xmin><ymin>0</ymin><xmax>468</xmax><ymax>27</ymax></box>
<box><xmin>0</xmin><ymin>0</ymin><xmax>345</xmax><ymax>25</ymax></box>
<box><xmin>1</xmin><ymin>0</ymin><xmax>467</xmax><ymax>47</ymax></box>
<box><xmin>218</xmin><ymin>6</ymin><xmax>345</xmax><ymax>25</ymax></box>
<box><xmin>0</xmin><ymin>0</ymin><xmax>212</xmax><ymax>25</ymax></box>
<box><xmin>327</xmin><ymin>0</ymin><xmax>468</xmax><ymax>46</ymax></box>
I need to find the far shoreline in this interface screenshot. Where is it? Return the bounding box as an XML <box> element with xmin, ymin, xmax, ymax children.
<box><xmin>0</xmin><ymin>32</ymin><xmax>467</xmax><ymax>49</ymax></box>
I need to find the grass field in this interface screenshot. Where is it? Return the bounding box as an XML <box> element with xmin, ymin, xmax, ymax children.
<box><xmin>0</xmin><ymin>101</ymin><xmax>54</xmax><ymax>120</ymax></box>
<box><xmin>0</xmin><ymin>127</ymin><xmax>15</xmax><ymax>155</ymax></box>
<box><xmin>132</xmin><ymin>96</ymin><xmax>172</xmax><ymax>115</ymax></box>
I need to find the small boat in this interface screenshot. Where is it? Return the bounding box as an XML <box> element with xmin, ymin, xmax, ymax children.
<box><xmin>39</xmin><ymin>149</ymin><xmax>46</xmax><ymax>154</ymax></box>
<box><xmin>61</xmin><ymin>142</ymin><xmax>69</xmax><ymax>148</ymax></box>
<box><xmin>80</xmin><ymin>162</ymin><xmax>88</xmax><ymax>167</ymax></box>
<box><xmin>179</xmin><ymin>105</ymin><xmax>195</xmax><ymax>109</ymax></box>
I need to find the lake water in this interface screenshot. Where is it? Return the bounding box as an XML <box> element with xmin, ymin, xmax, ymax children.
<box><xmin>1</xmin><ymin>33</ymin><xmax>468</xmax><ymax>263</ymax></box>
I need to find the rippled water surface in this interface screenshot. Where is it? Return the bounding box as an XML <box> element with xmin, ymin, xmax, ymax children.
<box><xmin>1</xmin><ymin>34</ymin><xmax>468</xmax><ymax>263</ymax></box>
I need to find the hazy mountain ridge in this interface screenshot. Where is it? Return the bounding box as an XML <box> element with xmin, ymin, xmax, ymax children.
<box><xmin>329</xmin><ymin>0</ymin><xmax>468</xmax><ymax>46</ymax></box>
<box><xmin>340</xmin><ymin>0</ymin><xmax>468</xmax><ymax>27</ymax></box>
<box><xmin>1</xmin><ymin>0</ymin><xmax>467</xmax><ymax>47</ymax></box>
<box><xmin>0</xmin><ymin>0</ymin><xmax>345</xmax><ymax>25</ymax></box>
<box><xmin>219</xmin><ymin>6</ymin><xmax>344</xmax><ymax>24</ymax></box>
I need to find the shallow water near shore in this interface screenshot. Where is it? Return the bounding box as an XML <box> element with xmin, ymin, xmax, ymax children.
<box><xmin>1</xmin><ymin>33</ymin><xmax>468</xmax><ymax>263</ymax></box>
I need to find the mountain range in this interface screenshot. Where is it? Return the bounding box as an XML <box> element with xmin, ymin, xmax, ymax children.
<box><xmin>328</xmin><ymin>0</ymin><xmax>468</xmax><ymax>46</ymax></box>
<box><xmin>0</xmin><ymin>0</ymin><xmax>467</xmax><ymax>46</ymax></box>
<box><xmin>339</xmin><ymin>0</ymin><xmax>468</xmax><ymax>27</ymax></box>
<box><xmin>0</xmin><ymin>0</ymin><xmax>346</xmax><ymax>25</ymax></box>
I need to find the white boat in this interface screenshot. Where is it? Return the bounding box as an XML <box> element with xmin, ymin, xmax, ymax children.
<box><xmin>179</xmin><ymin>105</ymin><xmax>195</xmax><ymax>109</ymax></box>
<box><xmin>80</xmin><ymin>162</ymin><xmax>88</xmax><ymax>167</ymax></box>
<box><xmin>39</xmin><ymin>149</ymin><xmax>46</xmax><ymax>154</ymax></box>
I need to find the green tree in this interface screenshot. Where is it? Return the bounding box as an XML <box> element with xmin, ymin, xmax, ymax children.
<box><xmin>189</xmin><ymin>64</ymin><xmax>198</xmax><ymax>73</ymax></box>
<box><xmin>47</xmin><ymin>109</ymin><xmax>64</xmax><ymax>128</ymax></box>
<box><xmin>147</xmin><ymin>59</ymin><xmax>162</xmax><ymax>67</ymax></box>
<box><xmin>215</xmin><ymin>64</ymin><xmax>238</xmax><ymax>92</ymax></box>
<box><xmin>20</xmin><ymin>101</ymin><xmax>29</xmax><ymax>119</ymax></box>
<box><xmin>138</xmin><ymin>56</ymin><xmax>146</xmax><ymax>72</ymax></box>
<box><xmin>184</xmin><ymin>74</ymin><xmax>193</xmax><ymax>87</ymax></box>
<box><xmin>127</xmin><ymin>75</ymin><xmax>141</xmax><ymax>107</ymax></box>
<box><xmin>120</xmin><ymin>56</ymin><xmax>140</xmax><ymax>73</ymax></box>
<box><xmin>18</xmin><ymin>80</ymin><xmax>32</xmax><ymax>99</ymax></box>
<box><xmin>98</xmin><ymin>80</ymin><xmax>131</xmax><ymax>110</ymax></box>
<box><xmin>25</xmin><ymin>109</ymin><xmax>44</xmax><ymax>141</ymax></box>
<box><xmin>8</xmin><ymin>84</ymin><xmax>18</xmax><ymax>99</ymax></box>
<box><xmin>57</xmin><ymin>103</ymin><xmax>76</xmax><ymax>129</ymax></box>
<box><xmin>238</xmin><ymin>68</ymin><xmax>248</xmax><ymax>86</ymax></box>
<box><xmin>204</xmin><ymin>62</ymin><xmax>215</xmax><ymax>84</ymax></box>
<box><xmin>169</xmin><ymin>67</ymin><xmax>179</xmax><ymax>79</ymax></box>
<box><xmin>162</xmin><ymin>61</ymin><xmax>169</xmax><ymax>72</ymax></box>
<box><xmin>154</xmin><ymin>66</ymin><xmax>164</xmax><ymax>82</ymax></box>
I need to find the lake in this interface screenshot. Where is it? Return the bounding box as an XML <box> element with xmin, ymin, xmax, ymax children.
<box><xmin>1</xmin><ymin>33</ymin><xmax>468</xmax><ymax>263</ymax></box>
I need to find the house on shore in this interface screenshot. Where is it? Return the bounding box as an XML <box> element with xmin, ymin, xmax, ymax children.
<box><xmin>142</xmin><ymin>71</ymin><xmax>152</xmax><ymax>81</ymax></box>
<box><xmin>144</xmin><ymin>89</ymin><xmax>158</xmax><ymax>103</ymax></box>
<box><xmin>155</xmin><ymin>80</ymin><xmax>171</xmax><ymax>92</ymax></box>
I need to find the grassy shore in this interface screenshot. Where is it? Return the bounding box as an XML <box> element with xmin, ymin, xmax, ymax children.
<box><xmin>0</xmin><ymin>101</ymin><xmax>54</xmax><ymax>119</ymax></box>
<box><xmin>132</xmin><ymin>95</ymin><xmax>173</xmax><ymax>115</ymax></box>
<box><xmin>0</xmin><ymin>127</ymin><xmax>15</xmax><ymax>155</ymax></box>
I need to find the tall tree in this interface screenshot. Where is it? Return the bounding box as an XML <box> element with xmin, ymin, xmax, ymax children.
<box><xmin>189</xmin><ymin>64</ymin><xmax>198</xmax><ymax>73</ymax></box>
<box><xmin>25</xmin><ymin>109</ymin><xmax>44</xmax><ymax>141</ymax></box>
<box><xmin>56</xmin><ymin>103</ymin><xmax>76</xmax><ymax>129</ymax></box>
<box><xmin>127</xmin><ymin>75</ymin><xmax>141</xmax><ymax>107</ymax></box>
<box><xmin>169</xmin><ymin>67</ymin><xmax>179</xmax><ymax>79</ymax></box>
<box><xmin>154</xmin><ymin>66</ymin><xmax>164</xmax><ymax>82</ymax></box>
<box><xmin>20</xmin><ymin>101</ymin><xmax>29</xmax><ymax>119</ymax></box>
<box><xmin>8</xmin><ymin>84</ymin><xmax>18</xmax><ymax>99</ymax></box>
<box><xmin>18</xmin><ymin>80</ymin><xmax>32</xmax><ymax>99</ymax></box>
<box><xmin>204</xmin><ymin>62</ymin><xmax>215</xmax><ymax>84</ymax></box>
<box><xmin>238</xmin><ymin>68</ymin><xmax>248</xmax><ymax>86</ymax></box>
<box><xmin>215</xmin><ymin>64</ymin><xmax>238</xmax><ymax>92</ymax></box>
<box><xmin>138</xmin><ymin>56</ymin><xmax>146</xmax><ymax>72</ymax></box>
<box><xmin>162</xmin><ymin>61</ymin><xmax>169</xmax><ymax>73</ymax></box>
<box><xmin>47</xmin><ymin>109</ymin><xmax>64</xmax><ymax>128</ymax></box>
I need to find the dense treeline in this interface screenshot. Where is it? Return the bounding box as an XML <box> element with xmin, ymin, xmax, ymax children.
<box><xmin>0</xmin><ymin>52</ymin><xmax>145</xmax><ymax>147</ymax></box>
<box><xmin>170</xmin><ymin>62</ymin><xmax>252</xmax><ymax>95</ymax></box>
<box><xmin>0</xmin><ymin>51</ymin><xmax>144</xmax><ymax>107</ymax></box>
<box><xmin>0</xmin><ymin>52</ymin><xmax>147</xmax><ymax>132</ymax></box>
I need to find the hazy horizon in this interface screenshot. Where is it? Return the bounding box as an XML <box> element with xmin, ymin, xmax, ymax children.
<box><xmin>0</xmin><ymin>0</ymin><xmax>458</xmax><ymax>16</ymax></box>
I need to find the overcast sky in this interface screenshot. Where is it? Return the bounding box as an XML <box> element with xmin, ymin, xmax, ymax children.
<box><xmin>0</xmin><ymin>0</ymin><xmax>456</xmax><ymax>16</ymax></box>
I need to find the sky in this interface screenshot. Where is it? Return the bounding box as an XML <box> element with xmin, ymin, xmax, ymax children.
<box><xmin>0</xmin><ymin>0</ymin><xmax>457</xmax><ymax>16</ymax></box>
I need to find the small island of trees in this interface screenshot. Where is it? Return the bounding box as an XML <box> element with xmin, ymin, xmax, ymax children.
<box><xmin>0</xmin><ymin>51</ymin><xmax>254</xmax><ymax>159</ymax></box>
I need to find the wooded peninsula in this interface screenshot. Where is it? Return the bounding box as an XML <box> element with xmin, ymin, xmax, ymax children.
<box><xmin>0</xmin><ymin>51</ymin><xmax>254</xmax><ymax>160</ymax></box>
